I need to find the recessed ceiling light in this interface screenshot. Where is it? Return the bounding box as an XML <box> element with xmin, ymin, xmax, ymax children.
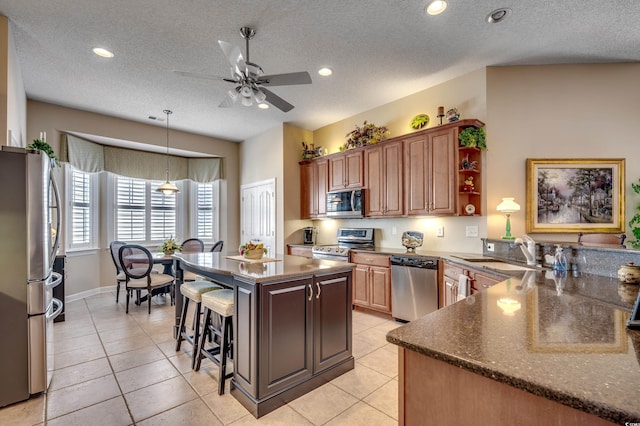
<box><xmin>425</xmin><ymin>0</ymin><xmax>447</xmax><ymax>16</ymax></box>
<box><xmin>93</xmin><ymin>47</ymin><xmax>114</xmax><ymax>58</ymax></box>
<box><xmin>258</xmin><ymin>103</ymin><xmax>269</xmax><ymax>109</ymax></box>
<box><xmin>318</xmin><ymin>67</ymin><xmax>333</xmax><ymax>76</ymax></box>
<box><xmin>486</xmin><ymin>8</ymin><xmax>512</xmax><ymax>24</ymax></box>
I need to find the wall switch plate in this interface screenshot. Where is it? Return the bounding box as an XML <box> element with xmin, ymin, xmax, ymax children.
<box><xmin>392</xmin><ymin>226</ymin><xmax>397</xmax><ymax>235</ymax></box>
<box><xmin>436</xmin><ymin>226</ymin><xmax>444</xmax><ymax>237</ymax></box>
<box><xmin>466</xmin><ymin>226</ymin><xmax>479</xmax><ymax>237</ymax></box>
<box><xmin>486</xmin><ymin>243</ymin><xmax>495</xmax><ymax>252</ymax></box>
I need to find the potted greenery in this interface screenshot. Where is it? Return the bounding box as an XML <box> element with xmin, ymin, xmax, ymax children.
<box><xmin>458</xmin><ymin>127</ymin><xmax>487</xmax><ymax>150</ymax></box>
<box><xmin>27</xmin><ymin>138</ymin><xmax>60</xmax><ymax>166</ymax></box>
<box><xmin>627</xmin><ymin>179</ymin><xmax>640</xmax><ymax>249</ymax></box>
<box><xmin>161</xmin><ymin>237</ymin><xmax>181</xmax><ymax>255</ymax></box>
<box><xmin>341</xmin><ymin>121</ymin><xmax>390</xmax><ymax>151</ymax></box>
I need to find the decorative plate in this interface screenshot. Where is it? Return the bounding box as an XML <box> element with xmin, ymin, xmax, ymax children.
<box><xmin>410</xmin><ymin>114</ymin><xmax>430</xmax><ymax>130</ymax></box>
<box><xmin>465</xmin><ymin>204</ymin><xmax>476</xmax><ymax>215</ymax></box>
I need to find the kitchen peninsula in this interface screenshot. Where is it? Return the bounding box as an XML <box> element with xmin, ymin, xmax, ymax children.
<box><xmin>387</xmin><ymin>271</ymin><xmax>640</xmax><ymax>425</ymax></box>
<box><xmin>173</xmin><ymin>252</ymin><xmax>355</xmax><ymax>418</ymax></box>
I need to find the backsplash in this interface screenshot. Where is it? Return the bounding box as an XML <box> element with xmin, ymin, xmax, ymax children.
<box><xmin>483</xmin><ymin>238</ymin><xmax>640</xmax><ymax>278</ymax></box>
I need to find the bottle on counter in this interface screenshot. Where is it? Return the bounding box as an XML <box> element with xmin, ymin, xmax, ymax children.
<box><xmin>553</xmin><ymin>245</ymin><xmax>567</xmax><ymax>272</ymax></box>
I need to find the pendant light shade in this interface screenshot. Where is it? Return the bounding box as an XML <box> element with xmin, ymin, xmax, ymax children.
<box><xmin>156</xmin><ymin>109</ymin><xmax>179</xmax><ymax>195</ymax></box>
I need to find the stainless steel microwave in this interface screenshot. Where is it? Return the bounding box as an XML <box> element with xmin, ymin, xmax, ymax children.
<box><xmin>326</xmin><ymin>189</ymin><xmax>364</xmax><ymax>218</ymax></box>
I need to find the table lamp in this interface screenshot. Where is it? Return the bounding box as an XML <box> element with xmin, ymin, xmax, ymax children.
<box><xmin>497</xmin><ymin>197</ymin><xmax>520</xmax><ymax>240</ymax></box>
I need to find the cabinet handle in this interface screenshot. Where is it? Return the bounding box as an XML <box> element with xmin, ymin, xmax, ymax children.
<box><xmin>316</xmin><ymin>282</ymin><xmax>321</xmax><ymax>299</ymax></box>
<box><xmin>308</xmin><ymin>283</ymin><xmax>313</xmax><ymax>301</ymax></box>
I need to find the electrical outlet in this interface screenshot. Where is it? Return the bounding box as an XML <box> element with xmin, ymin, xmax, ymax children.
<box><xmin>486</xmin><ymin>243</ymin><xmax>495</xmax><ymax>252</ymax></box>
<box><xmin>436</xmin><ymin>226</ymin><xmax>444</xmax><ymax>237</ymax></box>
<box><xmin>392</xmin><ymin>226</ymin><xmax>397</xmax><ymax>235</ymax></box>
<box><xmin>466</xmin><ymin>226</ymin><xmax>478</xmax><ymax>237</ymax></box>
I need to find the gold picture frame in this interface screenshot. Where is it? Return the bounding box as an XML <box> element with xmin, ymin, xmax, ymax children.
<box><xmin>526</xmin><ymin>158</ymin><xmax>625</xmax><ymax>233</ymax></box>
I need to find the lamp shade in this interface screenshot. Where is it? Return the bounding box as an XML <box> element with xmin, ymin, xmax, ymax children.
<box><xmin>496</xmin><ymin>197</ymin><xmax>520</xmax><ymax>213</ymax></box>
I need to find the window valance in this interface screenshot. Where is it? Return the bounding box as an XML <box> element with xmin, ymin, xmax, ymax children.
<box><xmin>60</xmin><ymin>134</ymin><xmax>222</xmax><ymax>182</ymax></box>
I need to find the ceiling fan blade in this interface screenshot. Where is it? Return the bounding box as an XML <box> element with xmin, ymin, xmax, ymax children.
<box><xmin>218</xmin><ymin>40</ymin><xmax>246</xmax><ymax>73</ymax></box>
<box><xmin>173</xmin><ymin>70</ymin><xmax>233</xmax><ymax>83</ymax></box>
<box><xmin>261</xmin><ymin>87</ymin><xmax>294</xmax><ymax>112</ymax></box>
<box><xmin>257</xmin><ymin>71</ymin><xmax>312</xmax><ymax>86</ymax></box>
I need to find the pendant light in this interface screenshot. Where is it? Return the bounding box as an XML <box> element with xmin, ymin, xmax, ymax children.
<box><xmin>156</xmin><ymin>109</ymin><xmax>179</xmax><ymax>195</ymax></box>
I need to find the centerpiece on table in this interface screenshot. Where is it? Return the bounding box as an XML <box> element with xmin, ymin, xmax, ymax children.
<box><xmin>341</xmin><ymin>121</ymin><xmax>390</xmax><ymax>151</ymax></box>
<box><xmin>161</xmin><ymin>237</ymin><xmax>181</xmax><ymax>255</ymax></box>
<box><xmin>239</xmin><ymin>241</ymin><xmax>268</xmax><ymax>260</ymax></box>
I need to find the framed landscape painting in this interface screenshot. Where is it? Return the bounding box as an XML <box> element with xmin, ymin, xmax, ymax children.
<box><xmin>526</xmin><ymin>158</ymin><xmax>625</xmax><ymax>233</ymax></box>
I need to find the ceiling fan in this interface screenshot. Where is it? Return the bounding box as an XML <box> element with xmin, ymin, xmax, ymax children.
<box><xmin>175</xmin><ymin>27</ymin><xmax>312</xmax><ymax>112</ymax></box>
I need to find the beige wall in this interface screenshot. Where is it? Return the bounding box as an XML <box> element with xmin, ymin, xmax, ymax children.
<box><xmin>0</xmin><ymin>16</ymin><xmax>27</xmax><ymax>147</ymax></box>
<box><xmin>27</xmin><ymin>101</ymin><xmax>240</xmax><ymax>295</ymax></box>
<box><xmin>240</xmin><ymin>125</ymin><xmax>284</xmax><ymax>253</ymax></box>
<box><xmin>486</xmin><ymin>63</ymin><xmax>640</xmax><ymax>242</ymax></box>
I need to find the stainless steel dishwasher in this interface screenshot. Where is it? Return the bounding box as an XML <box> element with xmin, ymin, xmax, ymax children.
<box><xmin>390</xmin><ymin>255</ymin><xmax>439</xmax><ymax>322</ymax></box>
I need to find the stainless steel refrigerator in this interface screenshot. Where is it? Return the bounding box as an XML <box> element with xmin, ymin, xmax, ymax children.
<box><xmin>0</xmin><ymin>146</ymin><xmax>62</xmax><ymax>407</ymax></box>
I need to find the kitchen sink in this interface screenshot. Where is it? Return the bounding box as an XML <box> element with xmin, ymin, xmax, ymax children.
<box><xmin>450</xmin><ymin>255</ymin><xmax>537</xmax><ymax>272</ymax></box>
<box><xmin>472</xmin><ymin>261</ymin><xmax>537</xmax><ymax>272</ymax></box>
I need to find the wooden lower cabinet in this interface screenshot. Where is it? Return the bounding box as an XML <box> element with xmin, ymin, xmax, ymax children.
<box><xmin>440</xmin><ymin>260</ymin><xmax>504</xmax><ymax>308</ymax></box>
<box><xmin>233</xmin><ymin>271</ymin><xmax>353</xmax><ymax>417</ymax></box>
<box><xmin>398</xmin><ymin>347</ymin><xmax>614</xmax><ymax>426</ymax></box>
<box><xmin>352</xmin><ymin>252</ymin><xmax>391</xmax><ymax>313</ymax></box>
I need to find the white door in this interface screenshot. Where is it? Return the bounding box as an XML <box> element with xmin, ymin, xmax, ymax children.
<box><xmin>241</xmin><ymin>178</ymin><xmax>276</xmax><ymax>255</ymax></box>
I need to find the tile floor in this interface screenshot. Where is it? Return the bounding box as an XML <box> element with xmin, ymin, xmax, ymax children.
<box><xmin>0</xmin><ymin>291</ymin><xmax>401</xmax><ymax>425</ymax></box>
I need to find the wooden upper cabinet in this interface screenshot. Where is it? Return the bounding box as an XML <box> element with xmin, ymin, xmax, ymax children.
<box><xmin>299</xmin><ymin>158</ymin><xmax>329</xmax><ymax>219</ymax></box>
<box><xmin>315</xmin><ymin>158</ymin><xmax>328</xmax><ymax>216</ymax></box>
<box><xmin>329</xmin><ymin>150</ymin><xmax>364</xmax><ymax>191</ymax></box>
<box><xmin>300</xmin><ymin>161</ymin><xmax>314</xmax><ymax>219</ymax></box>
<box><xmin>365</xmin><ymin>140</ymin><xmax>403</xmax><ymax>217</ymax></box>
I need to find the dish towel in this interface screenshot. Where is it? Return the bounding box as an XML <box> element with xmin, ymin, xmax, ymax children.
<box><xmin>457</xmin><ymin>274</ymin><xmax>470</xmax><ymax>301</ymax></box>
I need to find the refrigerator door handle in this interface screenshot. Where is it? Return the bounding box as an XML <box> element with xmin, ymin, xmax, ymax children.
<box><xmin>49</xmin><ymin>167</ymin><xmax>61</xmax><ymax>269</ymax></box>
<box><xmin>46</xmin><ymin>272</ymin><xmax>62</xmax><ymax>290</ymax></box>
<box><xmin>46</xmin><ymin>298</ymin><xmax>63</xmax><ymax>321</ymax></box>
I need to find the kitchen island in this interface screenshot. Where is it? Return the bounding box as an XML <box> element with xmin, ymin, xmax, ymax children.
<box><xmin>387</xmin><ymin>271</ymin><xmax>640</xmax><ymax>425</ymax></box>
<box><xmin>173</xmin><ymin>252</ymin><xmax>355</xmax><ymax>418</ymax></box>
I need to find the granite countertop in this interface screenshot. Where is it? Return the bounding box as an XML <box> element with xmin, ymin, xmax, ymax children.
<box><xmin>387</xmin><ymin>271</ymin><xmax>640</xmax><ymax>423</ymax></box>
<box><xmin>173</xmin><ymin>252</ymin><xmax>354</xmax><ymax>283</ymax></box>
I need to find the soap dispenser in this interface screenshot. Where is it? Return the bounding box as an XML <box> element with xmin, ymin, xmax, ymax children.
<box><xmin>553</xmin><ymin>245</ymin><xmax>567</xmax><ymax>272</ymax></box>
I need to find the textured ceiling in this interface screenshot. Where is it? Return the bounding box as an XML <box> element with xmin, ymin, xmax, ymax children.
<box><xmin>2</xmin><ymin>0</ymin><xmax>640</xmax><ymax>143</ymax></box>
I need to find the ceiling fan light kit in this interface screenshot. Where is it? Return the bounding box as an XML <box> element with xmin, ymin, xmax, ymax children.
<box><xmin>176</xmin><ymin>27</ymin><xmax>312</xmax><ymax>112</ymax></box>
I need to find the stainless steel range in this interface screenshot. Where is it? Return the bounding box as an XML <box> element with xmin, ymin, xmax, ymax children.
<box><xmin>312</xmin><ymin>228</ymin><xmax>375</xmax><ymax>261</ymax></box>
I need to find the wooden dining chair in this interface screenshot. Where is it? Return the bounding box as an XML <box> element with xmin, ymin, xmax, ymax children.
<box><xmin>181</xmin><ymin>238</ymin><xmax>205</xmax><ymax>281</ymax></box>
<box><xmin>577</xmin><ymin>232</ymin><xmax>626</xmax><ymax>246</ymax></box>
<box><xmin>210</xmin><ymin>240</ymin><xmax>224</xmax><ymax>252</ymax></box>
<box><xmin>109</xmin><ymin>240</ymin><xmax>127</xmax><ymax>303</ymax></box>
<box><xmin>118</xmin><ymin>244</ymin><xmax>175</xmax><ymax>314</ymax></box>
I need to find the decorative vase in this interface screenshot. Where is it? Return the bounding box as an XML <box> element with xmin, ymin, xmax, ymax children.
<box><xmin>618</xmin><ymin>262</ymin><xmax>640</xmax><ymax>283</ymax></box>
<box><xmin>243</xmin><ymin>249</ymin><xmax>264</xmax><ymax>260</ymax></box>
<box><xmin>163</xmin><ymin>250</ymin><xmax>174</xmax><ymax>256</ymax></box>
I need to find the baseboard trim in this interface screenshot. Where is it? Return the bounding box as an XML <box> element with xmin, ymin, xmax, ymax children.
<box><xmin>66</xmin><ymin>285</ymin><xmax>116</xmax><ymax>303</ymax></box>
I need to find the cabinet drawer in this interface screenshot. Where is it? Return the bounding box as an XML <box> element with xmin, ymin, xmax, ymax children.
<box><xmin>443</xmin><ymin>262</ymin><xmax>466</xmax><ymax>280</ymax></box>
<box><xmin>288</xmin><ymin>246</ymin><xmax>313</xmax><ymax>258</ymax></box>
<box><xmin>350</xmin><ymin>252</ymin><xmax>390</xmax><ymax>267</ymax></box>
<box><xmin>470</xmin><ymin>271</ymin><xmax>503</xmax><ymax>291</ymax></box>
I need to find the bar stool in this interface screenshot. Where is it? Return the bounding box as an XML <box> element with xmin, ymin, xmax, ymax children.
<box><xmin>176</xmin><ymin>280</ymin><xmax>224</xmax><ymax>368</ymax></box>
<box><xmin>195</xmin><ymin>289</ymin><xmax>234</xmax><ymax>395</ymax></box>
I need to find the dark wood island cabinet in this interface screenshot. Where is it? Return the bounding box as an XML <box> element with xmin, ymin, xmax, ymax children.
<box><xmin>173</xmin><ymin>253</ymin><xmax>354</xmax><ymax>418</ymax></box>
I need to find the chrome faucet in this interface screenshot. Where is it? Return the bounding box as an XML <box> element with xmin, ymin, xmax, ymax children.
<box><xmin>514</xmin><ymin>235</ymin><xmax>537</xmax><ymax>266</ymax></box>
